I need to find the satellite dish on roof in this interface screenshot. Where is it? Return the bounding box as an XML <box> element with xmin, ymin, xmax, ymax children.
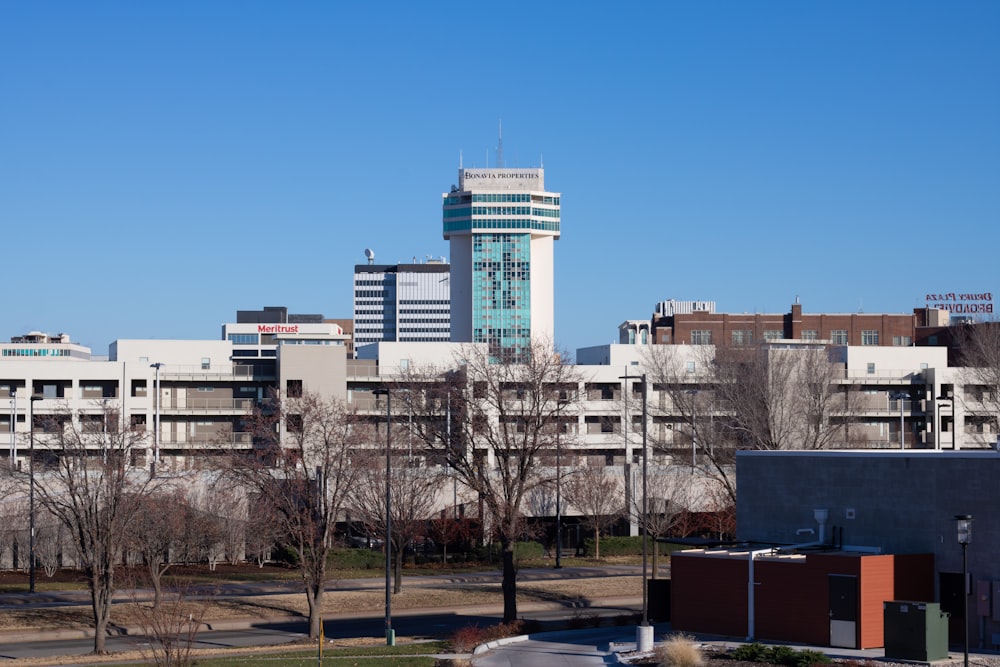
<box><xmin>364</xmin><ymin>248</ymin><xmax>375</xmax><ymax>265</ymax></box>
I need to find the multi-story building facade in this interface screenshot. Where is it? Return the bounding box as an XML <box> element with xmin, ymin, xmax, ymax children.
<box><xmin>638</xmin><ymin>300</ymin><xmax>925</xmax><ymax>348</ymax></box>
<box><xmin>353</xmin><ymin>258</ymin><xmax>451</xmax><ymax>351</ymax></box>
<box><xmin>1</xmin><ymin>309</ymin><xmax>994</xmax><ymax>501</ymax></box>
<box><xmin>442</xmin><ymin>167</ymin><xmax>560</xmax><ymax>356</ymax></box>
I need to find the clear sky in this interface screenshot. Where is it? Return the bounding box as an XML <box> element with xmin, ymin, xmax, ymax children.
<box><xmin>2</xmin><ymin>1</ymin><xmax>997</xmax><ymax>358</ymax></box>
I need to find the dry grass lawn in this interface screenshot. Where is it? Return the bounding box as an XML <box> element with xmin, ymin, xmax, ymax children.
<box><xmin>0</xmin><ymin>574</ymin><xmax>641</xmax><ymax>634</ymax></box>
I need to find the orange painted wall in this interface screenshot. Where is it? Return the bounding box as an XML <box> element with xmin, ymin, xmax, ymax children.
<box><xmin>859</xmin><ymin>555</ymin><xmax>895</xmax><ymax>649</ymax></box>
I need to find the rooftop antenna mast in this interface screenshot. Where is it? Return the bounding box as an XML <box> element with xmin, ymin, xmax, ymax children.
<box><xmin>497</xmin><ymin>119</ymin><xmax>504</xmax><ymax>168</ymax></box>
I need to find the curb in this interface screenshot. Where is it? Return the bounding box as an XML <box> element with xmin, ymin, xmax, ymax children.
<box><xmin>473</xmin><ymin>633</ymin><xmax>531</xmax><ymax>655</ymax></box>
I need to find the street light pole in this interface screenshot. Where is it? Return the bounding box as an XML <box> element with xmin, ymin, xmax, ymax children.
<box><xmin>956</xmin><ymin>515</ymin><xmax>972</xmax><ymax>667</ymax></box>
<box><xmin>372</xmin><ymin>388</ymin><xmax>394</xmax><ymax>646</ymax></box>
<box><xmin>555</xmin><ymin>428</ymin><xmax>562</xmax><ymax>569</ymax></box>
<box><xmin>28</xmin><ymin>394</ymin><xmax>41</xmax><ymax>594</ymax></box>
<box><xmin>150</xmin><ymin>363</ymin><xmax>163</xmax><ymax>477</ymax></box>
<box><xmin>620</xmin><ymin>371</ymin><xmax>650</xmax><ymax>650</ymax></box>
<box><xmin>9</xmin><ymin>389</ymin><xmax>15</xmax><ymax>468</ymax></box>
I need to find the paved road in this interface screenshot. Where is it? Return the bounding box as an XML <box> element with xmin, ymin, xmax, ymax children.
<box><xmin>0</xmin><ymin>564</ymin><xmax>646</xmax><ymax>611</ymax></box>
<box><xmin>0</xmin><ymin>566</ymin><xmax>645</xmax><ymax>663</ymax></box>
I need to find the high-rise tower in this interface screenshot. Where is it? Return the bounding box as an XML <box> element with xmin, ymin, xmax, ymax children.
<box><xmin>443</xmin><ymin>167</ymin><xmax>560</xmax><ymax>356</ymax></box>
<box><xmin>353</xmin><ymin>253</ymin><xmax>451</xmax><ymax>351</ymax></box>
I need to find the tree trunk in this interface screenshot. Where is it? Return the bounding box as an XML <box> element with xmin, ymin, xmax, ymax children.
<box><xmin>594</xmin><ymin>529</ymin><xmax>600</xmax><ymax>560</ymax></box>
<box><xmin>305</xmin><ymin>583</ymin><xmax>322</xmax><ymax>639</ymax></box>
<box><xmin>651</xmin><ymin>541</ymin><xmax>659</xmax><ymax>580</ymax></box>
<box><xmin>90</xmin><ymin>572</ymin><xmax>113</xmax><ymax>654</ymax></box>
<box><xmin>501</xmin><ymin>538</ymin><xmax>517</xmax><ymax>622</ymax></box>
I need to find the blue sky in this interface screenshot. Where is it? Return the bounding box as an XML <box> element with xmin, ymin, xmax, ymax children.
<box><xmin>2</xmin><ymin>1</ymin><xmax>997</xmax><ymax>357</ymax></box>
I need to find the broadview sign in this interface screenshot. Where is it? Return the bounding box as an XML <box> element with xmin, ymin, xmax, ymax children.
<box><xmin>924</xmin><ymin>291</ymin><xmax>993</xmax><ymax>315</ymax></box>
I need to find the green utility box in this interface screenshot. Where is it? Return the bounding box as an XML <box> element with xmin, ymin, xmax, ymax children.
<box><xmin>883</xmin><ymin>600</ymin><xmax>949</xmax><ymax>662</ymax></box>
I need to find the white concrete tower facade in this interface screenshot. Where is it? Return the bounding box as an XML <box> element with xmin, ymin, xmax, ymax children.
<box><xmin>443</xmin><ymin>167</ymin><xmax>560</xmax><ymax>357</ymax></box>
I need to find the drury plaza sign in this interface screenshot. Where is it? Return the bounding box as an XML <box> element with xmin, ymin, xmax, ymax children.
<box><xmin>925</xmin><ymin>292</ymin><xmax>993</xmax><ymax>315</ymax></box>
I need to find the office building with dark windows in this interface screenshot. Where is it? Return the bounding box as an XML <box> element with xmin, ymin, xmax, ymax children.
<box><xmin>353</xmin><ymin>256</ymin><xmax>451</xmax><ymax>352</ymax></box>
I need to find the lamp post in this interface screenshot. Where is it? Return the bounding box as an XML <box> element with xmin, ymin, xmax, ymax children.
<box><xmin>955</xmin><ymin>515</ymin><xmax>972</xmax><ymax>667</ymax></box>
<box><xmin>620</xmin><ymin>372</ymin><xmax>650</xmax><ymax>650</ymax></box>
<box><xmin>28</xmin><ymin>394</ymin><xmax>41</xmax><ymax>594</ymax></box>
<box><xmin>372</xmin><ymin>388</ymin><xmax>394</xmax><ymax>646</ymax></box>
<box><xmin>555</xmin><ymin>427</ymin><xmax>562</xmax><ymax>569</ymax></box>
<box><xmin>9</xmin><ymin>389</ymin><xmax>15</xmax><ymax>468</ymax></box>
<box><xmin>150</xmin><ymin>363</ymin><xmax>163</xmax><ymax>477</ymax></box>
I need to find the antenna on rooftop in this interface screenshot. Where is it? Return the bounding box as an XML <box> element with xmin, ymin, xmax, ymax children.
<box><xmin>497</xmin><ymin>119</ymin><xmax>504</xmax><ymax>168</ymax></box>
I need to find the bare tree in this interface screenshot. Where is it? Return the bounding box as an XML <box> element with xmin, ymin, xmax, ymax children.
<box><xmin>225</xmin><ymin>390</ymin><xmax>365</xmax><ymax>639</ymax></box>
<box><xmin>29</xmin><ymin>400</ymin><xmax>154</xmax><ymax>654</ymax></box>
<box><xmin>428</xmin><ymin>512</ymin><xmax>473</xmax><ymax>564</ymax></box>
<box><xmin>956</xmin><ymin>322</ymin><xmax>1000</xmax><ymax>445</ymax></box>
<box><xmin>127</xmin><ymin>488</ymin><xmax>190</xmax><ymax>608</ymax></box>
<box><xmin>245</xmin><ymin>496</ymin><xmax>281</xmax><ymax>567</ymax></box>
<box><xmin>34</xmin><ymin>511</ymin><xmax>65</xmax><ymax>577</ymax></box>
<box><xmin>562</xmin><ymin>464</ymin><xmax>622</xmax><ymax>560</ymax></box>
<box><xmin>645</xmin><ymin>342</ymin><xmax>858</xmax><ymax>505</ymax></box>
<box><xmin>348</xmin><ymin>450</ymin><xmax>444</xmax><ymax>593</ymax></box>
<box><xmin>628</xmin><ymin>465</ymin><xmax>691</xmax><ymax>578</ymax></box>
<box><xmin>403</xmin><ymin>339</ymin><xmax>582</xmax><ymax>622</ymax></box>
<box><xmin>127</xmin><ymin>577</ymin><xmax>210</xmax><ymax>667</ymax></box>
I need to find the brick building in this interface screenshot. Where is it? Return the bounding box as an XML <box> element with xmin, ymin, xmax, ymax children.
<box><xmin>646</xmin><ymin>300</ymin><xmax>925</xmax><ymax>348</ymax></box>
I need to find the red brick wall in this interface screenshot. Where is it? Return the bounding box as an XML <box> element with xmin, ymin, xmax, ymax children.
<box><xmin>670</xmin><ymin>553</ymin><xmax>749</xmax><ymax>637</ymax></box>
<box><xmin>671</xmin><ymin>552</ymin><xmax>932</xmax><ymax>648</ymax></box>
<box><xmin>755</xmin><ymin>557</ymin><xmax>841</xmax><ymax>645</ymax></box>
<box><xmin>654</xmin><ymin>308</ymin><xmax>917</xmax><ymax>347</ymax></box>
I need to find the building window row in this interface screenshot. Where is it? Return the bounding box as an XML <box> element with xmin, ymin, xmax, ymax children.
<box><xmin>444</xmin><ymin>219</ymin><xmax>559</xmax><ymax>233</ymax></box>
<box><xmin>691</xmin><ymin>330</ymin><xmax>712</xmax><ymax>345</ymax></box>
<box><xmin>2</xmin><ymin>348</ymin><xmax>72</xmax><ymax>357</ymax></box>
<box><xmin>471</xmin><ymin>193</ymin><xmax>531</xmax><ymax>203</ymax></box>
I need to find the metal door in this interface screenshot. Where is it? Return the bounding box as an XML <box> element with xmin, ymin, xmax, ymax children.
<box><xmin>829</xmin><ymin>574</ymin><xmax>858</xmax><ymax>648</ymax></box>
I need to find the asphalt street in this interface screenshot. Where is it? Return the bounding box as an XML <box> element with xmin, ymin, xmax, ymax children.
<box><xmin>0</xmin><ymin>565</ymin><xmax>646</xmax><ymax>663</ymax></box>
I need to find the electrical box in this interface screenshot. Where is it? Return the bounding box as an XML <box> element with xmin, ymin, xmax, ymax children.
<box><xmin>884</xmin><ymin>601</ymin><xmax>949</xmax><ymax>662</ymax></box>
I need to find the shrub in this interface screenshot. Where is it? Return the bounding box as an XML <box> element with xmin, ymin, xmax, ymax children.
<box><xmin>792</xmin><ymin>649</ymin><xmax>831</xmax><ymax>667</ymax></box>
<box><xmin>731</xmin><ymin>642</ymin><xmax>769</xmax><ymax>662</ymax></box>
<box><xmin>449</xmin><ymin>620</ymin><xmax>532</xmax><ymax>653</ymax></box>
<box><xmin>655</xmin><ymin>633</ymin><xmax>704</xmax><ymax>667</ymax></box>
<box><xmin>474</xmin><ymin>541</ymin><xmax>545</xmax><ymax>562</ymax></box>
<box><xmin>729</xmin><ymin>643</ymin><xmax>831</xmax><ymax>667</ymax></box>
<box><xmin>271</xmin><ymin>544</ymin><xmax>299</xmax><ymax>567</ymax></box>
<box><xmin>767</xmin><ymin>645</ymin><xmax>798</xmax><ymax>665</ymax></box>
<box><xmin>450</xmin><ymin>625</ymin><xmax>487</xmax><ymax>653</ymax></box>
<box><xmin>581</xmin><ymin>536</ymin><xmax>643</xmax><ymax>557</ymax></box>
<box><xmin>328</xmin><ymin>548</ymin><xmax>384</xmax><ymax>570</ymax></box>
